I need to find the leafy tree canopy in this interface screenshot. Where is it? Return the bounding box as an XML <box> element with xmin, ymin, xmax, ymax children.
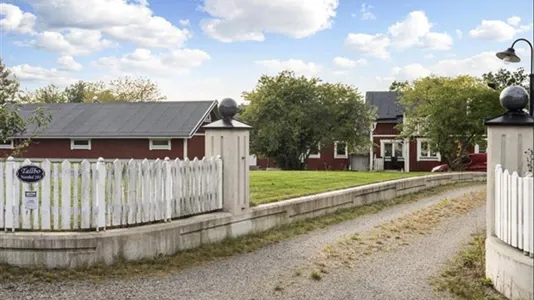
<box><xmin>481</xmin><ymin>67</ymin><xmax>529</xmax><ymax>91</ymax></box>
<box><xmin>0</xmin><ymin>58</ymin><xmax>51</xmax><ymax>157</ymax></box>
<box><xmin>21</xmin><ymin>76</ymin><xmax>167</xmax><ymax>103</ymax></box>
<box><xmin>239</xmin><ymin>70</ymin><xmax>375</xmax><ymax>170</ymax></box>
<box><xmin>396</xmin><ymin>75</ymin><xmax>504</xmax><ymax>170</ymax></box>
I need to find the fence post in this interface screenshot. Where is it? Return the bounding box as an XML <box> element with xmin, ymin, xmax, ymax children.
<box><xmin>164</xmin><ymin>157</ymin><xmax>172</xmax><ymax>221</ymax></box>
<box><xmin>203</xmin><ymin>98</ymin><xmax>252</xmax><ymax>215</ymax></box>
<box><xmin>5</xmin><ymin>157</ymin><xmax>14</xmax><ymax>231</ymax></box>
<box><xmin>95</xmin><ymin>157</ymin><xmax>106</xmax><ymax>231</ymax></box>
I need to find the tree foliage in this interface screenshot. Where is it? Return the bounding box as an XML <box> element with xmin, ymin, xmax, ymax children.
<box><xmin>239</xmin><ymin>70</ymin><xmax>375</xmax><ymax>170</ymax></box>
<box><xmin>396</xmin><ymin>75</ymin><xmax>504</xmax><ymax>170</ymax></box>
<box><xmin>23</xmin><ymin>76</ymin><xmax>167</xmax><ymax>103</ymax></box>
<box><xmin>389</xmin><ymin>80</ymin><xmax>410</xmax><ymax>93</ymax></box>
<box><xmin>0</xmin><ymin>58</ymin><xmax>51</xmax><ymax>157</ymax></box>
<box><xmin>482</xmin><ymin>67</ymin><xmax>529</xmax><ymax>91</ymax></box>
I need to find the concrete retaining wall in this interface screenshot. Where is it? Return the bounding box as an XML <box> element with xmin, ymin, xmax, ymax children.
<box><xmin>486</xmin><ymin>236</ymin><xmax>534</xmax><ymax>300</ymax></box>
<box><xmin>0</xmin><ymin>172</ymin><xmax>486</xmax><ymax>269</ymax></box>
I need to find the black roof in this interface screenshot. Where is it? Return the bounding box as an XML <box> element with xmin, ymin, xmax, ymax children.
<box><xmin>365</xmin><ymin>91</ymin><xmax>404</xmax><ymax>121</ymax></box>
<box><xmin>14</xmin><ymin>101</ymin><xmax>217</xmax><ymax>138</ymax></box>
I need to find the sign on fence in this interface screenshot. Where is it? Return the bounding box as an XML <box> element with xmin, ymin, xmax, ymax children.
<box><xmin>24</xmin><ymin>191</ymin><xmax>37</xmax><ymax>210</ymax></box>
<box><xmin>16</xmin><ymin>165</ymin><xmax>46</xmax><ymax>183</ymax></box>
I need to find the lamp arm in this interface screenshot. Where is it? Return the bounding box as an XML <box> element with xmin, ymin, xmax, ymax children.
<box><xmin>511</xmin><ymin>38</ymin><xmax>534</xmax><ymax>74</ymax></box>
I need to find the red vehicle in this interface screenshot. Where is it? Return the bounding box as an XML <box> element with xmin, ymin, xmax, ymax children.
<box><xmin>431</xmin><ymin>153</ymin><xmax>487</xmax><ymax>172</ymax></box>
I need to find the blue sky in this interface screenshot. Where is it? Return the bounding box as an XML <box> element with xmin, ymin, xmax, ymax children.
<box><xmin>1</xmin><ymin>0</ymin><xmax>533</xmax><ymax>102</ymax></box>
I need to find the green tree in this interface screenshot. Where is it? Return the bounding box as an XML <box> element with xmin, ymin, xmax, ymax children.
<box><xmin>0</xmin><ymin>58</ymin><xmax>51</xmax><ymax>157</ymax></box>
<box><xmin>397</xmin><ymin>75</ymin><xmax>504</xmax><ymax>170</ymax></box>
<box><xmin>389</xmin><ymin>80</ymin><xmax>410</xmax><ymax>93</ymax></box>
<box><xmin>64</xmin><ymin>80</ymin><xmax>87</xmax><ymax>103</ymax></box>
<box><xmin>30</xmin><ymin>84</ymin><xmax>67</xmax><ymax>103</ymax></box>
<box><xmin>482</xmin><ymin>67</ymin><xmax>529</xmax><ymax>91</ymax></box>
<box><xmin>239</xmin><ymin>70</ymin><xmax>375</xmax><ymax>170</ymax></box>
<box><xmin>108</xmin><ymin>76</ymin><xmax>167</xmax><ymax>102</ymax></box>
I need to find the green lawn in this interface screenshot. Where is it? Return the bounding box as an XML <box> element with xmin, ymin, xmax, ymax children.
<box><xmin>249</xmin><ymin>171</ymin><xmax>431</xmax><ymax>205</ymax></box>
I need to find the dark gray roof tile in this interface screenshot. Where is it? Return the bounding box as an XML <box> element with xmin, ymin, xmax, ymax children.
<box><xmin>365</xmin><ymin>91</ymin><xmax>404</xmax><ymax>121</ymax></box>
<box><xmin>15</xmin><ymin>101</ymin><xmax>217</xmax><ymax>138</ymax></box>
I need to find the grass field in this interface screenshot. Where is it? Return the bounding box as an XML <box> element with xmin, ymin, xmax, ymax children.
<box><xmin>249</xmin><ymin>171</ymin><xmax>430</xmax><ymax>205</ymax></box>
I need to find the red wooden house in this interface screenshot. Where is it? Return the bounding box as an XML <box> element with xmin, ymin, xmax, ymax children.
<box><xmin>0</xmin><ymin>101</ymin><xmax>219</xmax><ymax>160</ymax></box>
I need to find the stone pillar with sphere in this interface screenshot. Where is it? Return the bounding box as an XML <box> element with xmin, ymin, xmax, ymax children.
<box><xmin>484</xmin><ymin>86</ymin><xmax>534</xmax><ymax>300</ymax></box>
<box><xmin>203</xmin><ymin>98</ymin><xmax>252</xmax><ymax>215</ymax></box>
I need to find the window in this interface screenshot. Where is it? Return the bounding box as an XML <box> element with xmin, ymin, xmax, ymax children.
<box><xmin>334</xmin><ymin>141</ymin><xmax>348</xmax><ymax>159</ymax></box>
<box><xmin>417</xmin><ymin>138</ymin><xmax>440</xmax><ymax>161</ymax></box>
<box><xmin>70</xmin><ymin>139</ymin><xmax>91</xmax><ymax>150</ymax></box>
<box><xmin>308</xmin><ymin>143</ymin><xmax>321</xmax><ymax>159</ymax></box>
<box><xmin>475</xmin><ymin>139</ymin><xmax>487</xmax><ymax>154</ymax></box>
<box><xmin>0</xmin><ymin>139</ymin><xmax>14</xmax><ymax>149</ymax></box>
<box><xmin>380</xmin><ymin>140</ymin><xmax>404</xmax><ymax>159</ymax></box>
<box><xmin>149</xmin><ymin>139</ymin><xmax>171</xmax><ymax>150</ymax></box>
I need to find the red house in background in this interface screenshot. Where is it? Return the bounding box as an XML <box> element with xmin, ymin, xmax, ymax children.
<box><xmin>367</xmin><ymin>91</ymin><xmax>486</xmax><ymax>172</ymax></box>
<box><xmin>0</xmin><ymin>101</ymin><xmax>219</xmax><ymax>161</ymax></box>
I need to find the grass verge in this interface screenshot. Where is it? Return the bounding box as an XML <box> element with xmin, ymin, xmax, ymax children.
<box><xmin>250</xmin><ymin>171</ymin><xmax>430</xmax><ymax>205</ymax></box>
<box><xmin>0</xmin><ymin>181</ymin><xmax>482</xmax><ymax>284</ymax></box>
<box><xmin>431</xmin><ymin>232</ymin><xmax>506</xmax><ymax>300</ymax></box>
<box><xmin>317</xmin><ymin>189</ymin><xmax>487</xmax><ymax>270</ymax></box>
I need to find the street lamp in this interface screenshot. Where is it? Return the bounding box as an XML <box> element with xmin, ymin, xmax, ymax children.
<box><xmin>496</xmin><ymin>38</ymin><xmax>534</xmax><ymax>116</ymax></box>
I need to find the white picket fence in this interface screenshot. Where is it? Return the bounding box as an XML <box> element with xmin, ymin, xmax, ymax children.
<box><xmin>0</xmin><ymin>156</ymin><xmax>223</xmax><ymax>231</ymax></box>
<box><xmin>494</xmin><ymin>164</ymin><xmax>533</xmax><ymax>257</ymax></box>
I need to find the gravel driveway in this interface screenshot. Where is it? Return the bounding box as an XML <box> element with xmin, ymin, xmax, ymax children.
<box><xmin>0</xmin><ymin>185</ymin><xmax>486</xmax><ymax>300</ymax></box>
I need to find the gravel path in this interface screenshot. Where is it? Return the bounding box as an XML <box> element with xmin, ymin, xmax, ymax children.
<box><xmin>1</xmin><ymin>185</ymin><xmax>485</xmax><ymax>300</ymax></box>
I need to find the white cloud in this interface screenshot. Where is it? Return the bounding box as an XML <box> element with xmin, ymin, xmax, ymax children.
<box><xmin>424</xmin><ymin>54</ymin><xmax>435</xmax><ymax>59</ymax></box>
<box><xmin>255</xmin><ymin>59</ymin><xmax>321</xmax><ymax>77</ymax></box>
<box><xmin>517</xmin><ymin>23</ymin><xmax>533</xmax><ymax>33</ymax></box>
<box><xmin>179</xmin><ymin>19</ymin><xmax>190</xmax><ymax>26</ymax></box>
<box><xmin>360</xmin><ymin>3</ymin><xmax>376</xmax><ymax>20</ymax></box>
<box><xmin>421</xmin><ymin>32</ymin><xmax>453</xmax><ymax>50</ymax></box>
<box><xmin>25</xmin><ymin>29</ymin><xmax>114</xmax><ymax>56</ymax></box>
<box><xmin>345</xmin><ymin>33</ymin><xmax>391</xmax><ymax>59</ymax></box>
<box><xmin>10</xmin><ymin>64</ymin><xmax>74</xmax><ymax>85</ymax></box>
<box><xmin>332</xmin><ymin>57</ymin><xmax>366</xmax><ymax>69</ymax></box>
<box><xmin>468</xmin><ymin>20</ymin><xmax>517</xmax><ymax>41</ymax></box>
<box><xmin>57</xmin><ymin>55</ymin><xmax>83</xmax><ymax>72</ymax></box>
<box><xmin>456</xmin><ymin>29</ymin><xmax>463</xmax><ymax>40</ymax></box>
<box><xmin>200</xmin><ymin>0</ymin><xmax>338</xmax><ymax>42</ymax></box>
<box><xmin>346</xmin><ymin>11</ymin><xmax>453</xmax><ymax>59</ymax></box>
<box><xmin>95</xmin><ymin>48</ymin><xmax>211</xmax><ymax>76</ymax></box>
<box><xmin>23</xmin><ymin>0</ymin><xmax>191</xmax><ymax>49</ymax></box>
<box><xmin>388</xmin><ymin>11</ymin><xmax>432</xmax><ymax>49</ymax></box>
<box><xmin>386</xmin><ymin>51</ymin><xmax>510</xmax><ymax>82</ymax></box>
<box><xmin>0</xmin><ymin>3</ymin><xmax>36</xmax><ymax>35</ymax></box>
<box><xmin>507</xmin><ymin>16</ymin><xmax>521</xmax><ymax>26</ymax></box>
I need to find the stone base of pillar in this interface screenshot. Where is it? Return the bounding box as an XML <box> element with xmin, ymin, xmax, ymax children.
<box><xmin>486</xmin><ymin>236</ymin><xmax>534</xmax><ymax>300</ymax></box>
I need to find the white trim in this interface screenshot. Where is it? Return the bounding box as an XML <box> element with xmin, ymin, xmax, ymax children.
<box><xmin>149</xmin><ymin>139</ymin><xmax>171</xmax><ymax>150</ymax></box>
<box><xmin>474</xmin><ymin>138</ymin><xmax>487</xmax><ymax>154</ymax></box>
<box><xmin>416</xmin><ymin>138</ymin><xmax>441</xmax><ymax>161</ymax></box>
<box><xmin>188</xmin><ymin>100</ymin><xmax>218</xmax><ymax>136</ymax></box>
<box><xmin>403</xmin><ymin>138</ymin><xmax>410</xmax><ymax>172</ymax></box>
<box><xmin>379</xmin><ymin>139</ymin><xmax>405</xmax><ymax>160</ymax></box>
<box><xmin>308</xmin><ymin>143</ymin><xmax>321</xmax><ymax>159</ymax></box>
<box><xmin>193</xmin><ymin>133</ymin><xmax>205</xmax><ymax>136</ymax></box>
<box><xmin>334</xmin><ymin>141</ymin><xmax>348</xmax><ymax>159</ymax></box>
<box><xmin>0</xmin><ymin>139</ymin><xmax>14</xmax><ymax>149</ymax></box>
<box><xmin>70</xmin><ymin>139</ymin><xmax>91</xmax><ymax>150</ymax></box>
<box><xmin>372</xmin><ymin>134</ymin><xmax>401</xmax><ymax>138</ymax></box>
<box><xmin>183</xmin><ymin>138</ymin><xmax>188</xmax><ymax>158</ymax></box>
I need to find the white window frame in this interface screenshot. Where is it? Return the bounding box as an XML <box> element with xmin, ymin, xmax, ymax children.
<box><xmin>308</xmin><ymin>143</ymin><xmax>321</xmax><ymax>159</ymax></box>
<box><xmin>380</xmin><ymin>139</ymin><xmax>405</xmax><ymax>160</ymax></box>
<box><xmin>70</xmin><ymin>139</ymin><xmax>91</xmax><ymax>150</ymax></box>
<box><xmin>0</xmin><ymin>139</ymin><xmax>14</xmax><ymax>149</ymax></box>
<box><xmin>416</xmin><ymin>138</ymin><xmax>441</xmax><ymax>161</ymax></box>
<box><xmin>149</xmin><ymin>139</ymin><xmax>171</xmax><ymax>150</ymax></box>
<box><xmin>334</xmin><ymin>141</ymin><xmax>348</xmax><ymax>159</ymax></box>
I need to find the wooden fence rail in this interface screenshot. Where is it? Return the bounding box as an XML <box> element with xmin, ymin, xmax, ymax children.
<box><xmin>0</xmin><ymin>156</ymin><xmax>223</xmax><ymax>231</ymax></box>
<box><xmin>494</xmin><ymin>164</ymin><xmax>533</xmax><ymax>257</ymax></box>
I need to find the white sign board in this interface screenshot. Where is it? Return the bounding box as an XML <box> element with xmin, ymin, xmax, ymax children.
<box><xmin>24</xmin><ymin>191</ymin><xmax>38</xmax><ymax>210</ymax></box>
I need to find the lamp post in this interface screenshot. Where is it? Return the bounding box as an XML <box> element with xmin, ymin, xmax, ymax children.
<box><xmin>496</xmin><ymin>38</ymin><xmax>534</xmax><ymax>116</ymax></box>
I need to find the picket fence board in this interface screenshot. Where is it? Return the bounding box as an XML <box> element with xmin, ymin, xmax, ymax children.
<box><xmin>495</xmin><ymin>165</ymin><xmax>534</xmax><ymax>256</ymax></box>
<box><xmin>1</xmin><ymin>156</ymin><xmax>223</xmax><ymax>231</ymax></box>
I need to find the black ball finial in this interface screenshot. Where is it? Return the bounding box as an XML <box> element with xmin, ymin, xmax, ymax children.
<box><xmin>499</xmin><ymin>85</ymin><xmax>529</xmax><ymax>112</ymax></box>
<box><xmin>219</xmin><ymin>98</ymin><xmax>237</xmax><ymax>120</ymax></box>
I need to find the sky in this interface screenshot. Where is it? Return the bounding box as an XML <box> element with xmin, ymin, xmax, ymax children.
<box><xmin>1</xmin><ymin>0</ymin><xmax>533</xmax><ymax>103</ymax></box>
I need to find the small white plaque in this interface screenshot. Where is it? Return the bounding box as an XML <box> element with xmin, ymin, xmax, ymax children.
<box><xmin>24</xmin><ymin>191</ymin><xmax>38</xmax><ymax>210</ymax></box>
